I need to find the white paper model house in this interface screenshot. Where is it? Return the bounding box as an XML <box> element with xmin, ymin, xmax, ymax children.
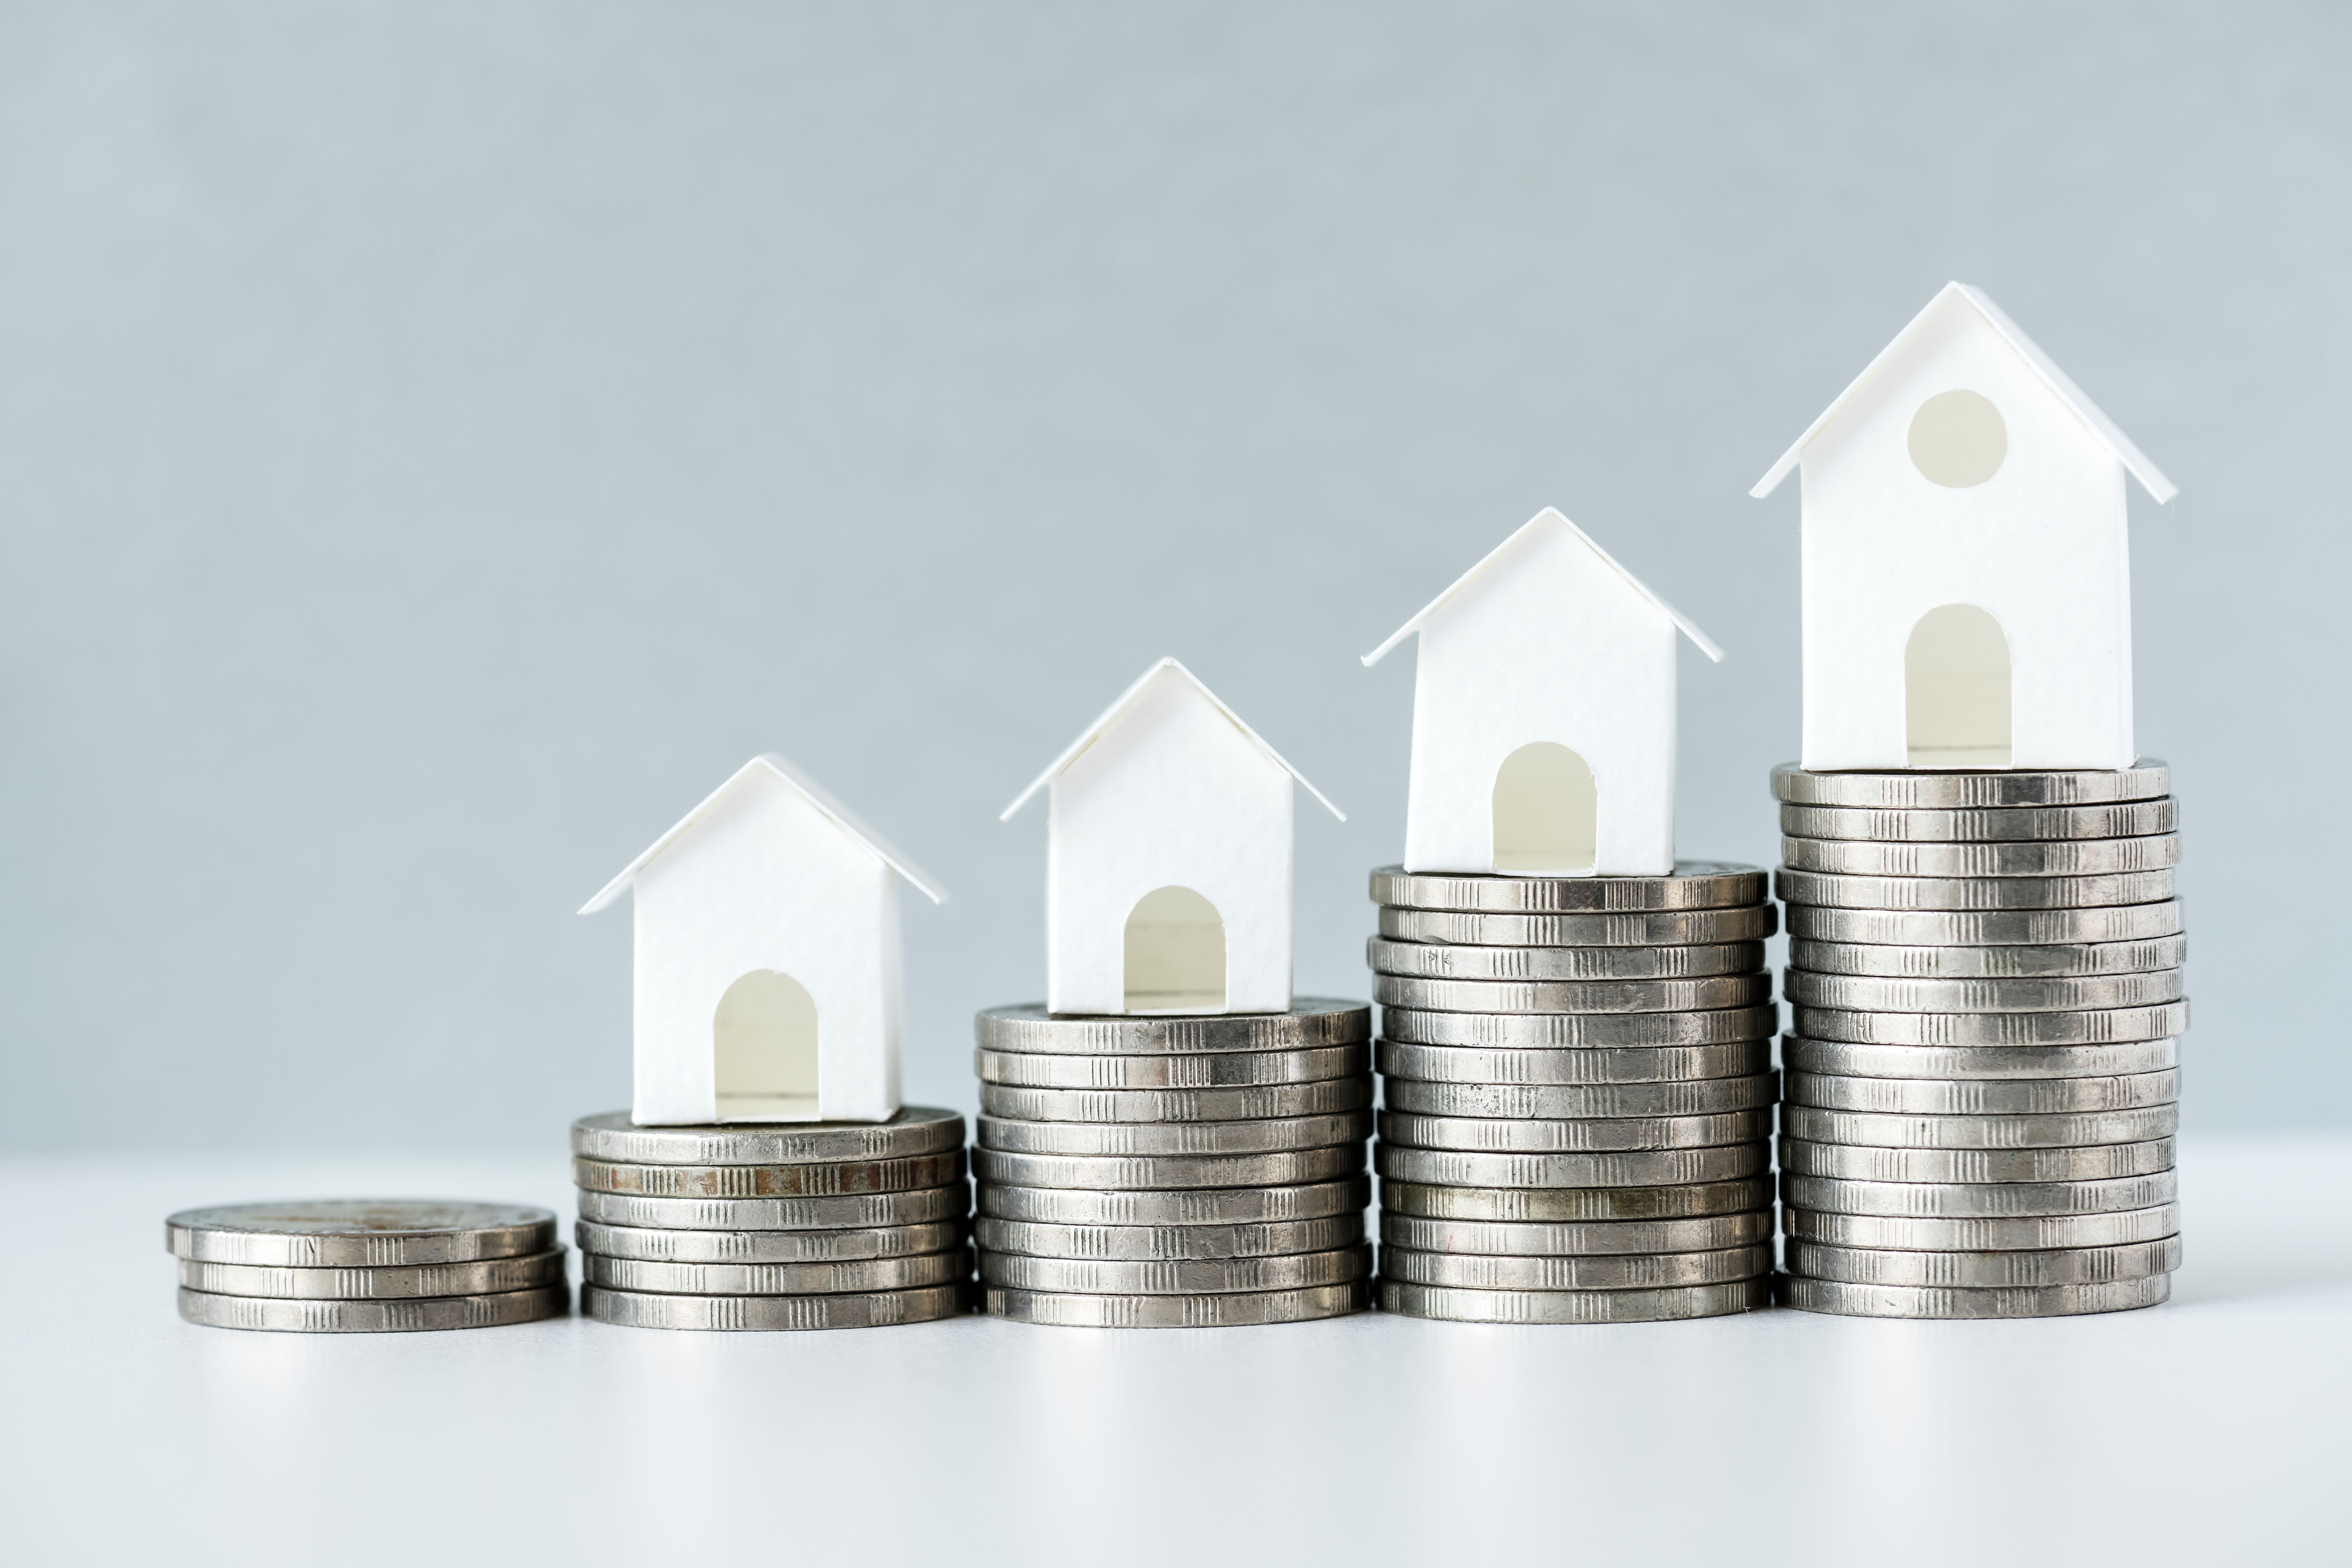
<box><xmin>581</xmin><ymin>755</ymin><xmax>944</xmax><ymax>1126</ymax></box>
<box><xmin>1753</xmin><ymin>282</ymin><xmax>2177</xmax><ymax>771</ymax></box>
<box><xmin>1361</xmin><ymin>508</ymin><xmax>1723</xmax><ymax>878</ymax></box>
<box><xmin>1001</xmin><ymin>659</ymin><xmax>1342</xmax><ymax>1017</ymax></box>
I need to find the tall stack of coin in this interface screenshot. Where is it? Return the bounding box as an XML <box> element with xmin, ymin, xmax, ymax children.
<box><xmin>1774</xmin><ymin>762</ymin><xmax>2186</xmax><ymax>1319</ymax></box>
<box><xmin>571</xmin><ymin>1108</ymin><xmax>974</xmax><ymax>1329</ymax></box>
<box><xmin>972</xmin><ymin>1001</ymin><xmax>1375</xmax><ymax>1327</ymax></box>
<box><xmin>167</xmin><ymin>1200</ymin><xmax>569</xmax><ymax>1331</ymax></box>
<box><xmin>1368</xmin><ymin>865</ymin><xmax>1780</xmax><ymax>1323</ymax></box>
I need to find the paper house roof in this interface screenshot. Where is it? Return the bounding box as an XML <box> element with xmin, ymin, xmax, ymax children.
<box><xmin>1750</xmin><ymin>282</ymin><xmax>2177</xmax><ymax>504</ymax></box>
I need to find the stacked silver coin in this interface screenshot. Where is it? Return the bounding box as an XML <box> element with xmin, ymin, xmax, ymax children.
<box><xmin>1774</xmin><ymin>761</ymin><xmax>2187</xmax><ymax>1318</ymax></box>
<box><xmin>166</xmin><ymin>1199</ymin><xmax>569</xmax><ymax>1331</ymax></box>
<box><xmin>1369</xmin><ymin>864</ymin><xmax>1779</xmax><ymax>1323</ymax></box>
<box><xmin>972</xmin><ymin>1001</ymin><xmax>1375</xmax><ymax>1327</ymax></box>
<box><xmin>571</xmin><ymin>1108</ymin><xmax>974</xmax><ymax>1329</ymax></box>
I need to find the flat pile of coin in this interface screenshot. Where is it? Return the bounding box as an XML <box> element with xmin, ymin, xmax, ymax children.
<box><xmin>971</xmin><ymin>1001</ymin><xmax>1375</xmax><ymax>1327</ymax></box>
<box><xmin>166</xmin><ymin>1199</ymin><xmax>569</xmax><ymax>1331</ymax></box>
<box><xmin>1773</xmin><ymin>762</ymin><xmax>2186</xmax><ymax>1318</ymax></box>
<box><xmin>1368</xmin><ymin>864</ymin><xmax>1779</xmax><ymax>1323</ymax></box>
<box><xmin>571</xmin><ymin>1108</ymin><xmax>973</xmax><ymax>1329</ymax></box>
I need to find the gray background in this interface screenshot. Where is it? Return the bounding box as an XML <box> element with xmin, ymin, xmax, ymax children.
<box><xmin>2</xmin><ymin>2</ymin><xmax>2341</xmax><ymax>1151</ymax></box>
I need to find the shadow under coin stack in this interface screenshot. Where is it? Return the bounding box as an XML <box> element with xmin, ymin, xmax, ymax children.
<box><xmin>973</xmin><ymin>1001</ymin><xmax>1375</xmax><ymax>1327</ymax></box>
<box><xmin>571</xmin><ymin>1108</ymin><xmax>974</xmax><ymax>1329</ymax></box>
<box><xmin>1369</xmin><ymin>865</ymin><xmax>1781</xmax><ymax>1323</ymax></box>
<box><xmin>1773</xmin><ymin>762</ymin><xmax>2187</xmax><ymax>1319</ymax></box>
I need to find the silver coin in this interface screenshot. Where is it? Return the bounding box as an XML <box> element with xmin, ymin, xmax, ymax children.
<box><xmin>979</xmin><ymin>1244</ymin><xmax>1372</xmax><ymax>1295</ymax></box>
<box><xmin>1788</xmin><ymin>937</ymin><xmax>2187</xmax><ymax>979</ymax></box>
<box><xmin>1380</xmin><ymin>1005</ymin><xmax>1778</xmax><ymax>1048</ymax></box>
<box><xmin>1377</xmin><ymin>1039</ymin><xmax>1773</xmax><ymax>1086</ymax></box>
<box><xmin>1784</xmin><ymin>1069</ymin><xmax>2180</xmax><ymax>1116</ymax></box>
<box><xmin>581</xmin><ymin>1248</ymin><xmax>970</xmax><ymax>1295</ymax></box>
<box><xmin>1781</xmin><ymin>835</ymin><xmax>2180</xmax><ymax>878</ymax></box>
<box><xmin>177</xmin><ymin>1284</ymin><xmax>567</xmax><ymax>1333</ymax></box>
<box><xmin>977</xmin><ymin>1177</ymin><xmax>1369</xmax><ymax>1227</ymax></box>
<box><xmin>1377</xmin><ymin>1278</ymin><xmax>1768</xmax><ymax>1323</ymax></box>
<box><xmin>573</xmin><ymin>1184</ymin><xmax>970</xmax><ymax>1232</ymax></box>
<box><xmin>1786</xmin><ymin>1236</ymin><xmax>2182</xmax><ymax>1287</ymax></box>
<box><xmin>1781</xmin><ymin>1170</ymin><xmax>2179</xmax><ymax>1218</ymax></box>
<box><xmin>1381</xmin><ymin>1177</ymin><xmax>1773</xmax><ymax>1222</ymax></box>
<box><xmin>1793</xmin><ymin>1002</ymin><xmax>2189</xmax><ymax>1046</ymax></box>
<box><xmin>1781</xmin><ymin>1035</ymin><xmax>2180</xmax><ymax>1081</ymax></box>
<box><xmin>163</xmin><ymin>1200</ymin><xmax>556</xmax><ymax>1267</ymax></box>
<box><xmin>572</xmin><ymin>1150</ymin><xmax>966</xmax><ymax>1199</ymax></box>
<box><xmin>976</xmin><ymin>1111</ymin><xmax>1370</xmax><ymax>1157</ymax></box>
<box><xmin>1382</xmin><ymin>1074</ymin><xmax>1777</xmax><ymax>1119</ymax></box>
<box><xmin>984</xmin><ymin>1281</ymin><xmax>1368</xmax><ymax>1327</ymax></box>
<box><xmin>1770</xmin><ymin>761</ymin><xmax>2170</xmax><ymax>808</ymax></box>
<box><xmin>574</xmin><ymin>1219</ymin><xmax>967</xmax><ymax>1263</ymax></box>
<box><xmin>568</xmin><ymin>1106</ymin><xmax>965</xmax><ymax>1165</ymax></box>
<box><xmin>1778</xmin><ymin>867</ymin><xmax>2176</xmax><ymax>912</ymax></box>
<box><xmin>1777</xmin><ymin>1136</ymin><xmax>2175</xmax><ymax>1183</ymax></box>
<box><xmin>971</xmin><ymin>1143</ymin><xmax>1365</xmax><ymax>1191</ymax></box>
<box><xmin>1380</xmin><ymin>1242</ymin><xmax>1771</xmax><ymax>1290</ymax></box>
<box><xmin>1378</xmin><ymin>1108</ymin><xmax>1773</xmax><ymax>1154</ymax></box>
<box><xmin>1380</xmin><ymin>1211</ymin><xmax>1774</xmax><ymax>1256</ymax></box>
<box><xmin>1786</xmin><ymin>902</ymin><xmax>2183</xmax><ymax>946</ymax></box>
<box><xmin>1368</xmin><ymin>937</ymin><xmax>1765</xmax><ymax>981</ymax></box>
<box><xmin>1374</xmin><ymin>973</ymin><xmax>1773</xmax><ymax>1016</ymax></box>
<box><xmin>974</xmin><ymin>1000</ymin><xmax>1369</xmax><ymax>1056</ymax></box>
<box><xmin>977</xmin><ymin>1079</ymin><xmax>1371</xmax><ymax>1124</ymax></box>
<box><xmin>1784</xmin><ymin>1205</ymin><xmax>2181</xmax><ymax>1251</ymax></box>
<box><xmin>1775</xmin><ymin>1273</ymin><xmax>2170</xmax><ymax>1318</ymax></box>
<box><xmin>582</xmin><ymin>1281</ymin><xmax>967</xmax><ymax>1330</ymax></box>
<box><xmin>1779</xmin><ymin>799</ymin><xmax>2179</xmax><ymax>842</ymax></box>
<box><xmin>1785</xmin><ymin>970</ymin><xmax>2184</xmax><ymax>1013</ymax></box>
<box><xmin>975</xmin><ymin>1213</ymin><xmax>1365</xmax><ymax>1261</ymax></box>
<box><xmin>975</xmin><ymin>1043</ymin><xmax>1369</xmax><ymax>1090</ymax></box>
<box><xmin>1371</xmin><ymin>863</ymin><xmax>1766</xmax><ymax>913</ymax></box>
<box><xmin>1380</xmin><ymin>905</ymin><xmax>1779</xmax><ymax>947</ymax></box>
<box><xmin>1781</xmin><ymin>1103</ymin><xmax>2179</xmax><ymax>1150</ymax></box>
<box><xmin>1374</xmin><ymin>1142</ymin><xmax>1769</xmax><ymax>1188</ymax></box>
<box><xmin>177</xmin><ymin>1248</ymin><xmax>567</xmax><ymax>1300</ymax></box>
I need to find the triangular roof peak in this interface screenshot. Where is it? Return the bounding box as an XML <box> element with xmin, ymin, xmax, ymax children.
<box><xmin>1000</xmin><ymin>657</ymin><xmax>1345</xmax><ymax>822</ymax></box>
<box><xmin>1360</xmin><ymin>507</ymin><xmax>1725</xmax><ymax>668</ymax></box>
<box><xmin>1750</xmin><ymin>282</ymin><xmax>2177</xmax><ymax>504</ymax></box>
<box><xmin>581</xmin><ymin>753</ymin><xmax>947</xmax><ymax>915</ymax></box>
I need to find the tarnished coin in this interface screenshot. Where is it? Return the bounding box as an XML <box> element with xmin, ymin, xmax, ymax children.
<box><xmin>1377</xmin><ymin>1039</ymin><xmax>1772</xmax><ymax>1086</ymax></box>
<box><xmin>1781</xmin><ymin>1103</ymin><xmax>2179</xmax><ymax>1150</ymax></box>
<box><xmin>975</xmin><ymin>1213</ymin><xmax>1365</xmax><ymax>1261</ymax></box>
<box><xmin>582</xmin><ymin>1281</ymin><xmax>967</xmax><ymax>1330</ymax></box>
<box><xmin>1377</xmin><ymin>1278</ymin><xmax>1768</xmax><ymax>1323</ymax></box>
<box><xmin>569</xmin><ymin>1107</ymin><xmax>964</xmax><ymax>1165</ymax></box>
<box><xmin>1788</xmin><ymin>936</ymin><xmax>2187</xmax><ymax>979</ymax></box>
<box><xmin>1777</xmin><ymin>1136</ymin><xmax>2175</xmax><ymax>1183</ymax></box>
<box><xmin>1784</xmin><ymin>1205</ymin><xmax>2181</xmax><ymax>1251</ymax></box>
<box><xmin>1373</xmin><ymin>974</ymin><xmax>1772</xmax><ymax>1015</ymax></box>
<box><xmin>1786</xmin><ymin>902</ymin><xmax>2182</xmax><ymax>946</ymax></box>
<box><xmin>1781</xmin><ymin>835</ymin><xmax>2179</xmax><ymax>878</ymax></box>
<box><xmin>1784</xmin><ymin>970</ymin><xmax>2184</xmax><ymax>1013</ymax></box>
<box><xmin>1380</xmin><ymin>906</ymin><xmax>1779</xmax><ymax>947</ymax></box>
<box><xmin>1779</xmin><ymin>799</ymin><xmax>2178</xmax><ymax>842</ymax></box>
<box><xmin>977</xmin><ymin>1079</ymin><xmax>1370</xmax><ymax>1124</ymax></box>
<box><xmin>977</xmin><ymin>1177</ymin><xmax>1368</xmax><ymax>1227</ymax></box>
<box><xmin>1784</xmin><ymin>1069</ymin><xmax>2180</xmax><ymax>1116</ymax></box>
<box><xmin>974</xmin><ymin>1000</ymin><xmax>1369</xmax><ymax>1056</ymax></box>
<box><xmin>1382</xmin><ymin>1074</ymin><xmax>1776</xmax><ymax>1119</ymax></box>
<box><xmin>1770</xmin><ymin>761</ymin><xmax>2170</xmax><ymax>809</ymax></box>
<box><xmin>1775</xmin><ymin>1274</ymin><xmax>2170</xmax><ymax>1318</ymax></box>
<box><xmin>1780</xmin><ymin>1036</ymin><xmax>2180</xmax><ymax>1081</ymax></box>
<box><xmin>572</xmin><ymin>1151</ymin><xmax>966</xmax><ymax>1199</ymax></box>
<box><xmin>1777</xmin><ymin>867</ymin><xmax>2176</xmax><ymax>912</ymax></box>
<box><xmin>1781</xmin><ymin>1170</ymin><xmax>2179</xmax><ymax>1218</ymax></box>
<box><xmin>971</xmin><ymin>1144</ymin><xmax>1364</xmax><ymax>1191</ymax></box>
<box><xmin>976</xmin><ymin>1111</ymin><xmax>1370</xmax><ymax>1157</ymax></box>
<box><xmin>1378</xmin><ymin>1108</ymin><xmax>1773</xmax><ymax>1154</ymax></box>
<box><xmin>177</xmin><ymin>1249</ymin><xmax>567</xmax><ymax>1300</ymax></box>
<box><xmin>1793</xmin><ymin>1002</ymin><xmax>2189</xmax><ymax>1046</ymax></box>
<box><xmin>975</xmin><ymin>1043</ymin><xmax>1369</xmax><ymax>1090</ymax></box>
<box><xmin>573</xmin><ymin>1185</ymin><xmax>969</xmax><ymax>1232</ymax></box>
<box><xmin>1380</xmin><ymin>1211</ymin><xmax>1774</xmax><ymax>1257</ymax></box>
<box><xmin>1380</xmin><ymin>1005</ymin><xmax>1778</xmax><ymax>1048</ymax></box>
<box><xmin>1374</xmin><ymin>1142</ymin><xmax>1769</xmax><ymax>1188</ymax></box>
<box><xmin>1785</xmin><ymin>1236</ymin><xmax>2182</xmax><ymax>1287</ymax></box>
<box><xmin>1381</xmin><ymin>1177</ymin><xmax>1773</xmax><ymax>1223</ymax></box>
<box><xmin>178</xmin><ymin>1284</ymin><xmax>567</xmax><ymax>1333</ymax></box>
<box><xmin>1371</xmin><ymin>863</ymin><xmax>1766</xmax><ymax>913</ymax></box>
<box><xmin>984</xmin><ymin>1282</ymin><xmax>1368</xmax><ymax>1327</ymax></box>
<box><xmin>164</xmin><ymin>1200</ymin><xmax>556</xmax><ymax>1267</ymax></box>
<box><xmin>581</xmin><ymin>1249</ymin><xmax>970</xmax><ymax>1295</ymax></box>
<box><xmin>1380</xmin><ymin>1243</ymin><xmax>1771</xmax><ymax>1291</ymax></box>
<box><xmin>575</xmin><ymin>1220</ymin><xmax>966</xmax><ymax>1263</ymax></box>
<box><xmin>979</xmin><ymin>1244</ymin><xmax>1372</xmax><ymax>1295</ymax></box>
<box><xmin>1368</xmin><ymin>938</ymin><xmax>1765</xmax><ymax>982</ymax></box>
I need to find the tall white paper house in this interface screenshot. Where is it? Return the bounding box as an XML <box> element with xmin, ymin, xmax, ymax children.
<box><xmin>1002</xmin><ymin>659</ymin><xmax>1343</xmax><ymax>1016</ymax></box>
<box><xmin>581</xmin><ymin>755</ymin><xmax>944</xmax><ymax>1126</ymax></box>
<box><xmin>1752</xmin><ymin>283</ymin><xmax>2177</xmax><ymax>771</ymax></box>
<box><xmin>1362</xmin><ymin>507</ymin><xmax>1723</xmax><ymax>878</ymax></box>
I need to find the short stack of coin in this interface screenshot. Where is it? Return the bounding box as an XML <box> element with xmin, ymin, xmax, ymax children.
<box><xmin>972</xmin><ymin>1001</ymin><xmax>1375</xmax><ymax>1327</ymax></box>
<box><xmin>1369</xmin><ymin>864</ymin><xmax>1780</xmax><ymax>1324</ymax></box>
<box><xmin>167</xmin><ymin>1199</ymin><xmax>569</xmax><ymax>1331</ymax></box>
<box><xmin>1774</xmin><ymin>761</ymin><xmax>2186</xmax><ymax>1319</ymax></box>
<box><xmin>571</xmin><ymin>1108</ymin><xmax>973</xmax><ymax>1329</ymax></box>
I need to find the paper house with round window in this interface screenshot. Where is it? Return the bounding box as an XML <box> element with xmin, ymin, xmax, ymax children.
<box><xmin>1001</xmin><ymin>658</ymin><xmax>1342</xmax><ymax>1017</ymax></box>
<box><xmin>580</xmin><ymin>755</ymin><xmax>945</xmax><ymax>1126</ymax></box>
<box><xmin>1752</xmin><ymin>282</ymin><xmax>2177</xmax><ymax>771</ymax></box>
<box><xmin>1361</xmin><ymin>508</ymin><xmax>1722</xmax><ymax>878</ymax></box>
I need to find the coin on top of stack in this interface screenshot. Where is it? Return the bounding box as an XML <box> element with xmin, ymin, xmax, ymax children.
<box><xmin>973</xmin><ymin>1000</ymin><xmax>1374</xmax><ymax>1327</ymax></box>
<box><xmin>1772</xmin><ymin>762</ymin><xmax>2186</xmax><ymax>1319</ymax></box>
<box><xmin>1369</xmin><ymin>863</ymin><xmax>1778</xmax><ymax>1324</ymax></box>
<box><xmin>572</xmin><ymin>1107</ymin><xmax>973</xmax><ymax>1329</ymax></box>
<box><xmin>167</xmin><ymin>1199</ymin><xmax>568</xmax><ymax>1331</ymax></box>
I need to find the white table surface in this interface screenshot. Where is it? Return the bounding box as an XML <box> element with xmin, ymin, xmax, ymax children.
<box><xmin>4</xmin><ymin>1134</ymin><xmax>2346</xmax><ymax>1566</ymax></box>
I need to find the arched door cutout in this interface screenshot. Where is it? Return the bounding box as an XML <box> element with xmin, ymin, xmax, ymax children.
<box><xmin>1492</xmin><ymin>742</ymin><xmax>1597</xmax><ymax>874</ymax></box>
<box><xmin>1906</xmin><ymin>604</ymin><xmax>2013</xmax><ymax>767</ymax></box>
<box><xmin>1123</xmin><ymin>886</ymin><xmax>1226</xmax><ymax>1013</ymax></box>
<box><xmin>713</xmin><ymin>969</ymin><xmax>819</xmax><ymax>1120</ymax></box>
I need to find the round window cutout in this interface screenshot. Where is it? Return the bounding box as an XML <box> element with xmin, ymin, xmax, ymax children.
<box><xmin>1907</xmin><ymin>389</ymin><xmax>2008</xmax><ymax>488</ymax></box>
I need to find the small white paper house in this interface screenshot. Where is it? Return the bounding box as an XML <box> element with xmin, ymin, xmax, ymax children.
<box><xmin>581</xmin><ymin>755</ymin><xmax>944</xmax><ymax>1126</ymax></box>
<box><xmin>1752</xmin><ymin>282</ymin><xmax>2177</xmax><ymax>771</ymax></box>
<box><xmin>1001</xmin><ymin>659</ymin><xmax>1342</xmax><ymax>1017</ymax></box>
<box><xmin>1362</xmin><ymin>508</ymin><xmax>1723</xmax><ymax>878</ymax></box>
